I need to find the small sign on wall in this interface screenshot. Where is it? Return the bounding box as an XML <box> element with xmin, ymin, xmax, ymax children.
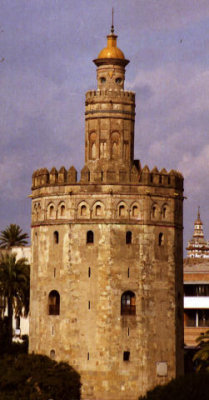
<box><xmin>156</xmin><ymin>361</ymin><xmax>168</xmax><ymax>377</ymax></box>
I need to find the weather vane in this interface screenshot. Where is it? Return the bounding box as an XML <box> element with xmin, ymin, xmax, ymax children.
<box><xmin>111</xmin><ymin>7</ymin><xmax>114</xmax><ymax>34</ymax></box>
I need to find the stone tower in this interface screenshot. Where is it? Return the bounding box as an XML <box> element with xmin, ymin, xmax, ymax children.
<box><xmin>29</xmin><ymin>25</ymin><xmax>184</xmax><ymax>400</ymax></box>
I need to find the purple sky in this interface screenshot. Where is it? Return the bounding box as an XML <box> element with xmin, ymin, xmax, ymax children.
<box><xmin>0</xmin><ymin>0</ymin><xmax>209</xmax><ymax>253</ymax></box>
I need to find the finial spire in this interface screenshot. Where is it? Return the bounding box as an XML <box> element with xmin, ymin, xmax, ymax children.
<box><xmin>197</xmin><ymin>206</ymin><xmax>200</xmax><ymax>219</ymax></box>
<box><xmin>111</xmin><ymin>7</ymin><xmax>114</xmax><ymax>34</ymax></box>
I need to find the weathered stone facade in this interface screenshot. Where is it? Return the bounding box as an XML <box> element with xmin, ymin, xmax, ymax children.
<box><xmin>29</xmin><ymin>27</ymin><xmax>184</xmax><ymax>400</ymax></box>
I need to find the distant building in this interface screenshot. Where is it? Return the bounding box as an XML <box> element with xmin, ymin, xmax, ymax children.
<box><xmin>186</xmin><ymin>208</ymin><xmax>209</xmax><ymax>259</ymax></box>
<box><xmin>0</xmin><ymin>246</ymin><xmax>31</xmax><ymax>339</ymax></box>
<box><xmin>184</xmin><ymin>210</ymin><xmax>209</xmax><ymax>347</ymax></box>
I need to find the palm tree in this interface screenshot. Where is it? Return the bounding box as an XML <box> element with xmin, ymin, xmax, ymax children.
<box><xmin>0</xmin><ymin>253</ymin><xmax>30</xmax><ymax>345</ymax></box>
<box><xmin>193</xmin><ymin>330</ymin><xmax>209</xmax><ymax>371</ymax></box>
<box><xmin>0</xmin><ymin>224</ymin><xmax>29</xmax><ymax>248</ymax></box>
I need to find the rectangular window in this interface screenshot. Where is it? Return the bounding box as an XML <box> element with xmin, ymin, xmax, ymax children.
<box><xmin>123</xmin><ymin>351</ymin><xmax>130</xmax><ymax>361</ymax></box>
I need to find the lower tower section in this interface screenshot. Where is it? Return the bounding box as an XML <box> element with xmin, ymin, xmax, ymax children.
<box><xmin>29</xmin><ymin>166</ymin><xmax>184</xmax><ymax>400</ymax></box>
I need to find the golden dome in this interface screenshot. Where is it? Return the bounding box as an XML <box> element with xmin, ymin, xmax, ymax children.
<box><xmin>98</xmin><ymin>34</ymin><xmax>125</xmax><ymax>60</ymax></box>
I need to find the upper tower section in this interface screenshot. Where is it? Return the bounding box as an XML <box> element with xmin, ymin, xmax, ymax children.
<box><xmin>93</xmin><ymin>25</ymin><xmax>129</xmax><ymax>91</ymax></box>
<box><xmin>85</xmin><ymin>25</ymin><xmax>135</xmax><ymax>173</ymax></box>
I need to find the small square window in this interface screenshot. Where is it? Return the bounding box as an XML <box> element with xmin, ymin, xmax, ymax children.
<box><xmin>123</xmin><ymin>351</ymin><xmax>130</xmax><ymax>361</ymax></box>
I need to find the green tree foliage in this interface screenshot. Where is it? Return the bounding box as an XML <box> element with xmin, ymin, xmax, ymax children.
<box><xmin>0</xmin><ymin>353</ymin><xmax>81</xmax><ymax>400</ymax></box>
<box><xmin>0</xmin><ymin>224</ymin><xmax>29</xmax><ymax>248</ymax></box>
<box><xmin>0</xmin><ymin>253</ymin><xmax>30</xmax><ymax>345</ymax></box>
<box><xmin>138</xmin><ymin>372</ymin><xmax>209</xmax><ymax>400</ymax></box>
<box><xmin>193</xmin><ymin>330</ymin><xmax>209</xmax><ymax>371</ymax></box>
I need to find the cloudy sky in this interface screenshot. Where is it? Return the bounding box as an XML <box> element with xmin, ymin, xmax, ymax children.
<box><xmin>0</xmin><ymin>0</ymin><xmax>209</xmax><ymax>253</ymax></box>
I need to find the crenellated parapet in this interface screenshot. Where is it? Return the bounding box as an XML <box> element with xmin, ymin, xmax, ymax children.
<box><xmin>85</xmin><ymin>89</ymin><xmax>135</xmax><ymax>102</ymax></box>
<box><xmin>32</xmin><ymin>162</ymin><xmax>183</xmax><ymax>190</ymax></box>
<box><xmin>32</xmin><ymin>166</ymin><xmax>78</xmax><ymax>189</ymax></box>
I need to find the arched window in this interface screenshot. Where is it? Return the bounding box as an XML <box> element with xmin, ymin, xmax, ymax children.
<box><xmin>96</xmin><ymin>205</ymin><xmax>102</xmax><ymax>216</ymax></box>
<box><xmin>112</xmin><ymin>141</ymin><xmax>118</xmax><ymax>158</ymax></box>
<box><xmin>60</xmin><ymin>204</ymin><xmax>65</xmax><ymax>217</ymax></box>
<box><xmin>152</xmin><ymin>205</ymin><xmax>156</xmax><ymax>218</ymax></box>
<box><xmin>100</xmin><ymin>141</ymin><xmax>107</xmax><ymax>158</ymax></box>
<box><xmin>81</xmin><ymin>205</ymin><xmax>87</xmax><ymax>216</ymax></box>
<box><xmin>162</xmin><ymin>206</ymin><xmax>167</xmax><ymax>219</ymax></box>
<box><xmin>87</xmin><ymin>230</ymin><xmax>94</xmax><ymax>244</ymax></box>
<box><xmin>119</xmin><ymin>205</ymin><xmax>125</xmax><ymax>217</ymax></box>
<box><xmin>126</xmin><ymin>231</ymin><xmax>132</xmax><ymax>244</ymax></box>
<box><xmin>48</xmin><ymin>290</ymin><xmax>60</xmax><ymax>315</ymax></box>
<box><xmin>54</xmin><ymin>231</ymin><xmax>59</xmax><ymax>244</ymax></box>
<box><xmin>121</xmin><ymin>291</ymin><xmax>136</xmax><ymax>315</ymax></box>
<box><xmin>91</xmin><ymin>142</ymin><xmax>96</xmax><ymax>159</ymax></box>
<box><xmin>49</xmin><ymin>205</ymin><xmax>55</xmax><ymax>218</ymax></box>
<box><xmin>50</xmin><ymin>349</ymin><xmax>55</xmax><ymax>359</ymax></box>
<box><xmin>89</xmin><ymin>132</ymin><xmax>97</xmax><ymax>160</ymax></box>
<box><xmin>159</xmin><ymin>232</ymin><xmax>164</xmax><ymax>246</ymax></box>
<box><xmin>132</xmin><ymin>205</ymin><xmax>138</xmax><ymax>217</ymax></box>
<box><xmin>111</xmin><ymin>132</ymin><xmax>120</xmax><ymax>159</ymax></box>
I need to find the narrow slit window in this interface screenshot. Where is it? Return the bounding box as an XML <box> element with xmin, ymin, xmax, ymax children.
<box><xmin>126</xmin><ymin>231</ymin><xmax>132</xmax><ymax>244</ymax></box>
<box><xmin>128</xmin><ymin>327</ymin><xmax>130</xmax><ymax>337</ymax></box>
<box><xmin>87</xmin><ymin>352</ymin><xmax>90</xmax><ymax>360</ymax></box>
<box><xmin>123</xmin><ymin>351</ymin><xmax>130</xmax><ymax>361</ymax></box>
<box><xmin>88</xmin><ymin>267</ymin><xmax>91</xmax><ymax>278</ymax></box>
<box><xmin>159</xmin><ymin>232</ymin><xmax>164</xmax><ymax>246</ymax></box>
<box><xmin>88</xmin><ymin>301</ymin><xmax>91</xmax><ymax>310</ymax></box>
<box><xmin>128</xmin><ymin>268</ymin><xmax>130</xmax><ymax>278</ymax></box>
<box><xmin>54</xmin><ymin>268</ymin><xmax>56</xmax><ymax>278</ymax></box>
<box><xmin>54</xmin><ymin>231</ymin><xmax>59</xmax><ymax>244</ymax></box>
